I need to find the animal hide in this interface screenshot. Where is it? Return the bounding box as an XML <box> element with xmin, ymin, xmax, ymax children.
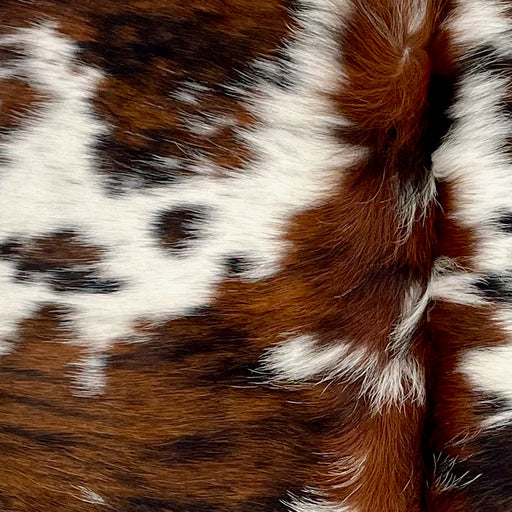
<box><xmin>0</xmin><ymin>0</ymin><xmax>511</xmax><ymax>510</ymax></box>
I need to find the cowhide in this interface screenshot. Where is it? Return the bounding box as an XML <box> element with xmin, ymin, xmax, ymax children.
<box><xmin>0</xmin><ymin>0</ymin><xmax>511</xmax><ymax>511</ymax></box>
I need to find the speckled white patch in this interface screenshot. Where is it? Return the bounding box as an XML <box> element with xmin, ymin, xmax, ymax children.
<box><xmin>0</xmin><ymin>0</ymin><xmax>362</xmax><ymax>393</ymax></box>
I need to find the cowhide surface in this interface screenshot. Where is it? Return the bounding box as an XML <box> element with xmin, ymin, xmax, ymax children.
<box><xmin>0</xmin><ymin>0</ymin><xmax>511</xmax><ymax>510</ymax></box>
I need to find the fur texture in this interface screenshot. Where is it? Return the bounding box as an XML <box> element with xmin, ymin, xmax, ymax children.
<box><xmin>0</xmin><ymin>0</ymin><xmax>511</xmax><ymax>510</ymax></box>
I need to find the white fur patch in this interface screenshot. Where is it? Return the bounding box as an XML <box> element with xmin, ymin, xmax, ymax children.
<box><xmin>406</xmin><ymin>0</ymin><xmax>429</xmax><ymax>35</ymax></box>
<box><xmin>433</xmin><ymin>0</ymin><xmax>512</xmax><ymax>273</ymax></box>
<box><xmin>390</xmin><ymin>281</ymin><xmax>430</xmax><ymax>354</ymax></box>
<box><xmin>447</xmin><ymin>0</ymin><xmax>512</xmax><ymax>55</ymax></box>
<box><xmin>75</xmin><ymin>486</ymin><xmax>106</xmax><ymax>505</ymax></box>
<box><xmin>432</xmin><ymin>0</ymin><xmax>512</xmax><ymax>429</ymax></box>
<box><xmin>261</xmin><ymin>334</ymin><xmax>425</xmax><ymax>411</ymax></box>
<box><xmin>461</xmin><ymin>343</ymin><xmax>512</xmax><ymax>421</ymax></box>
<box><xmin>433</xmin><ymin>73</ymin><xmax>512</xmax><ymax>273</ymax></box>
<box><xmin>0</xmin><ymin>0</ymin><xmax>362</xmax><ymax>392</ymax></box>
<box><xmin>429</xmin><ymin>272</ymin><xmax>485</xmax><ymax>305</ymax></box>
<box><xmin>371</xmin><ymin>356</ymin><xmax>425</xmax><ymax>411</ymax></box>
<box><xmin>71</xmin><ymin>353</ymin><xmax>108</xmax><ymax>396</ymax></box>
<box><xmin>287</xmin><ymin>499</ymin><xmax>350</xmax><ymax>512</ymax></box>
<box><xmin>397</xmin><ymin>173</ymin><xmax>437</xmax><ymax>241</ymax></box>
<box><xmin>261</xmin><ymin>334</ymin><xmax>356</xmax><ymax>383</ymax></box>
<box><xmin>171</xmin><ymin>80</ymin><xmax>210</xmax><ymax>105</ymax></box>
<box><xmin>286</xmin><ymin>489</ymin><xmax>352</xmax><ymax>512</ymax></box>
<box><xmin>327</xmin><ymin>453</ymin><xmax>367</xmax><ymax>490</ymax></box>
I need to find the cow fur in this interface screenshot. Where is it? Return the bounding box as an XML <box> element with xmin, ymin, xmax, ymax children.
<box><xmin>0</xmin><ymin>0</ymin><xmax>511</xmax><ymax>510</ymax></box>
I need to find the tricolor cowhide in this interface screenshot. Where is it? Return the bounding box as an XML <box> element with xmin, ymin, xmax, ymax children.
<box><xmin>0</xmin><ymin>0</ymin><xmax>511</xmax><ymax>510</ymax></box>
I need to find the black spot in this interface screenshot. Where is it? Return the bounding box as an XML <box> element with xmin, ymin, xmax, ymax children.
<box><xmin>0</xmin><ymin>492</ymin><xmax>10</xmax><ymax>508</ymax></box>
<box><xmin>475</xmin><ymin>392</ymin><xmax>511</xmax><ymax>418</ymax></box>
<box><xmin>424</xmin><ymin>73</ymin><xmax>457</xmax><ymax>165</ymax></box>
<box><xmin>154</xmin><ymin>206</ymin><xmax>209</xmax><ymax>254</ymax></box>
<box><xmin>124</xmin><ymin>497</ymin><xmax>220</xmax><ymax>512</ymax></box>
<box><xmin>0</xmin><ymin>426</ymin><xmax>82</xmax><ymax>449</ymax></box>
<box><xmin>0</xmin><ymin>392</ymin><xmax>98</xmax><ymax>420</ymax></box>
<box><xmin>146</xmin><ymin>430</ymin><xmax>235</xmax><ymax>464</ymax></box>
<box><xmin>474</xmin><ymin>273</ymin><xmax>512</xmax><ymax>303</ymax></box>
<box><xmin>225</xmin><ymin>255</ymin><xmax>250</xmax><ymax>275</ymax></box>
<box><xmin>1</xmin><ymin>231</ymin><xmax>122</xmax><ymax>294</ymax></box>
<box><xmin>430</xmin><ymin>451</ymin><xmax>469</xmax><ymax>491</ymax></box>
<box><xmin>107</xmin><ymin>315</ymin><xmax>263</xmax><ymax>386</ymax></box>
<box><xmin>0</xmin><ymin>47</ymin><xmax>22</xmax><ymax>62</ymax></box>
<box><xmin>106</xmin><ymin>308</ymin><xmax>264</xmax><ymax>386</ymax></box>
<box><xmin>16</xmin><ymin>260</ymin><xmax>57</xmax><ymax>273</ymax></box>
<box><xmin>0</xmin><ymin>366</ymin><xmax>61</xmax><ymax>384</ymax></box>
<box><xmin>49</xmin><ymin>269</ymin><xmax>122</xmax><ymax>294</ymax></box>
<box><xmin>0</xmin><ymin>240</ymin><xmax>20</xmax><ymax>256</ymax></box>
<box><xmin>186</xmin><ymin>305</ymin><xmax>212</xmax><ymax>317</ymax></box>
<box><xmin>448</xmin><ymin>426</ymin><xmax>512</xmax><ymax>512</ymax></box>
<box><xmin>14</xmin><ymin>266</ymin><xmax>122</xmax><ymax>294</ymax></box>
<box><xmin>460</xmin><ymin>45</ymin><xmax>512</xmax><ymax>74</ymax></box>
<box><xmin>201</xmin><ymin>359</ymin><xmax>263</xmax><ymax>386</ymax></box>
<box><xmin>79</xmin><ymin>9</ymin><xmax>294</xmax><ymax>192</ymax></box>
<box><xmin>495</xmin><ymin>212</ymin><xmax>512</xmax><ymax>233</ymax></box>
<box><xmin>505</xmin><ymin>134</ymin><xmax>512</xmax><ymax>159</ymax></box>
<box><xmin>107</xmin><ymin>312</ymin><xmax>249</xmax><ymax>368</ymax></box>
<box><xmin>109</xmin><ymin>331</ymin><xmax>249</xmax><ymax>370</ymax></box>
<box><xmin>80</xmin><ymin>12</ymin><xmax>285</xmax><ymax>87</ymax></box>
<box><xmin>95</xmin><ymin>137</ymin><xmax>187</xmax><ymax>194</ymax></box>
